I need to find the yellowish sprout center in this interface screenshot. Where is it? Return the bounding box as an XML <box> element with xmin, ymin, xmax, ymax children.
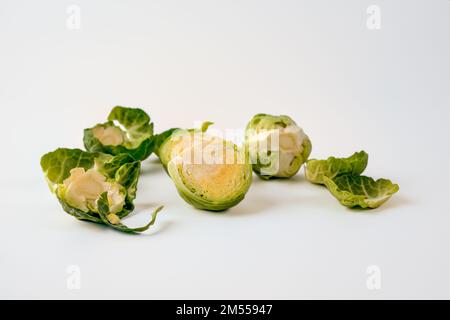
<box><xmin>92</xmin><ymin>126</ymin><xmax>124</xmax><ymax>146</ymax></box>
<box><xmin>62</xmin><ymin>167</ymin><xmax>125</xmax><ymax>215</ymax></box>
<box><xmin>177</xmin><ymin>139</ymin><xmax>248</xmax><ymax>201</ymax></box>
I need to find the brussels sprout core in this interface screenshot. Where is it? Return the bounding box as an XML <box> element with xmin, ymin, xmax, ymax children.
<box><xmin>92</xmin><ymin>126</ymin><xmax>124</xmax><ymax>146</ymax></box>
<box><xmin>61</xmin><ymin>167</ymin><xmax>125</xmax><ymax>215</ymax></box>
<box><xmin>176</xmin><ymin>141</ymin><xmax>249</xmax><ymax>202</ymax></box>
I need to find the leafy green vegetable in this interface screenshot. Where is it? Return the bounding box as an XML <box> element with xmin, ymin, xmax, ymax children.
<box><xmin>245</xmin><ymin>113</ymin><xmax>312</xmax><ymax>180</ymax></box>
<box><xmin>83</xmin><ymin>106</ymin><xmax>155</xmax><ymax>161</ymax></box>
<box><xmin>323</xmin><ymin>174</ymin><xmax>399</xmax><ymax>209</ymax></box>
<box><xmin>156</xmin><ymin>122</ymin><xmax>252</xmax><ymax>211</ymax></box>
<box><xmin>41</xmin><ymin>148</ymin><xmax>162</xmax><ymax>233</ymax></box>
<box><xmin>305</xmin><ymin>151</ymin><xmax>368</xmax><ymax>184</ymax></box>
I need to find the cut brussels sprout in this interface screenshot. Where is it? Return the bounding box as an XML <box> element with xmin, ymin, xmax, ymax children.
<box><xmin>245</xmin><ymin>114</ymin><xmax>312</xmax><ymax>179</ymax></box>
<box><xmin>84</xmin><ymin>106</ymin><xmax>155</xmax><ymax>161</ymax></box>
<box><xmin>155</xmin><ymin>123</ymin><xmax>252</xmax><ymax>211</ymax></box>
<box><xmin>323</xmin><ymin>174</ymin><xmax>399</xmax><ymax>209</ymax></box>
<box><xmin>305</xmin><ymin>151</ymin><xmax>368</xmax><ymax>184</ymax></box>
<box><xmin>40</xmin><ymin>148</ymin><xmax>162</xmax><ymax>233</ymax></box>
<box><xmin>155</xmin><ymin>122</ymin><xmax>214</xmax><ymax>169</ymax></box>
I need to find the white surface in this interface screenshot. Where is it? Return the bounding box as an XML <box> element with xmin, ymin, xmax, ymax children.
<box><xmin>1</xmin><ymin>0</ymin><xmax>449</xmax><ymax>299</ymax></box>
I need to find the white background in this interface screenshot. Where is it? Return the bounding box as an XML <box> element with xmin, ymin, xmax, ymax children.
<box><xmin>1</xmin><ymin>0</ymin><xmax>449</xmax><ymax>299</ymax></box>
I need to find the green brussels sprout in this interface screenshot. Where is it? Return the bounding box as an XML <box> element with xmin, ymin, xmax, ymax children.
<box><xmin>84</xmin><ymin>106</ymin><xmax>155</xmax><ymax>161</ymax></box>
<box><xmin>155</xmin><ymin>123</ymin><xmax>252</xmax><ymax>211</ymax></box>
<box><xmin>245</xmin><ymin>113</ymin><xmax>312</xmax><ymax>179</ymax></box>
<box><xmin>40</xmin><ymin>148</ymin><xmax>162</xmax><ymax>233</ymax></box>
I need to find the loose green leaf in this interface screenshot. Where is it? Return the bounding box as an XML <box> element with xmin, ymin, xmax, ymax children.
<box><xmin>108</xmin><ymin>106</ymin><xmax>153</xmax><ymax>142</ymax></box>
<box><xmin>97</xmin><ymin>153</ymin><xmax>137</xmax><ymax>178</ymax></box>
<box><xmin>58</xmin><ymin>196</ymin><xmax>103</xmax><ymax>223</ymax></box>
<box><xmin>305</xmin><ymin>151</ymin><xmax>368</xmax><ymax>184</ymax></box>
<box><xmin>97</xmin><ymin>193</ymin><xmax>163</xmax><ymax>233</ymax></box>
<box><xmin>323</xmin><ymin>174</ymin><xmax>399</xmax><ymax>209</ymax></box>
<box><xmin>41</xmin><ymin>148</ymin><xmax>95</xmax><ymax>185</ymax></box>
<box><xmin>84</xmin><ymin>106</ymin><xmax>155</xmax><ymax>161</ymax></box>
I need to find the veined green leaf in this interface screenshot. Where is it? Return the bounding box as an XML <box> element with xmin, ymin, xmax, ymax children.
<box><xmin>108</xmin><ymin>106</ymin><xmax>153</xmax><ymax>143</ymax></box>
<box><xmin>97</xmin><ymin>193</ymin><xmax>163</xmax><ymax>233</ymax></box>
<box><xmin>323</xmin><ymin>174</ymin><xmax>399</xmax><ymax>209</ymax></box>
<box><xmin>84</xmin><ymin>106</ymin><xmax>155</xmax><ymax>161</ymax></box>
<box><xmin>41</xmin><ymin>148</ymin><xmax>95</xmax><ymax>185</ymax></box>
<box><xmin>305</xmin><ymin>151</ymin><xmax>368</xmax><ymax>184</ymax></box>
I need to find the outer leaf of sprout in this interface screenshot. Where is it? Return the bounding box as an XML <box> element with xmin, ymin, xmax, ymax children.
<box><xmin>305</xmin><ymin>151</ymin><xmax>368</xmax><ymax>185</ymax></box>
<box><xmin>153</xmin><ymin>128</ymin><xmax>179</xmax><ymax>158</ymax></box>
<box><xmin>40</xmin><ymin>148</ymin><xmax>161</xmax><ymax>232</ymax></box>
<box><xmin>323</xmin><ymin>174</ymin><xmax>399</xmax><ymax>209</ymax></box>
<box><xmin>97</xmin><ymin>192</ymin><xmax>163</xmax><ymax>233</ymax></box>
<box><xmin>83</xmin><ymin>106</ymin><xmax>155</xmax><ymax>161</ymax></box>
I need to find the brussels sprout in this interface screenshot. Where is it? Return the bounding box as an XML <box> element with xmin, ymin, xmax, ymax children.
<box><xmin>305</xmin><ymin>151</ymin><xmax>368</xmax><ymax>184</ymax></box>
<box><xmin>323</xmin><ymin>174</ymin><xmax>399</xmax><ymax>209</ymax></box>
<box><xmin>245</xmin><ymin>114</ymin><xmax>312</xmax><ymax>179</ymax></box>
<box><xmin>155</xmin><ymin>123</ymin><xmax>252</xmax><ymax>211</ymax></box>
<box><xmin>40</xmin><ymin>148</ymin><xmax>162</xmax><ymax>233</ymax></box>
<box><xmin>84</xmin><ymin>106</ymin><xmax>155</xmax><ymax>161</ymax></box>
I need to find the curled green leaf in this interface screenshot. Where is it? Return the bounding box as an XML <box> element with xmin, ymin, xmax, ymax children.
<box><xmin>97</xmin><ymin>193</ymin><xmax>163</xmax><ymax>233</ymax></box>
<box><xmin>323</xmin><ymin>174</ymin><xmax>399</xmax><ymax>209</ymax></box>
<box><xmin>83</xmin><ymin>106</ymin><xmax>155</xmax><ymax>161</ymax></box>
<box><xmin>305</xmin><ymin>151</ymin><xmax>368</xmax><ymax>184</ymax></box>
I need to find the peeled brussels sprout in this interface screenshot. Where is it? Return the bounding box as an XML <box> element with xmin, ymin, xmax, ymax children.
<box><xmin>84</xmin><ymin>106</ymin><xmax>155</xmax><ymax>161</ymax></box>
<box><xmin>155</xmin><ymin>123</ymin><xmax>252</xmax><ymax>211</ymax></box>
<box><xmin>323</xmin><ymin>174</ymin><xmax>399</xmax><ymax>209</ymax></box>
<box><xmin>40</xmin><ymin>148</ymin><xmax>162</xmax><ymax>233</ymax></box>
<box><xmin>305</xmin><ymin>151</ymin><xmax>368</xmax><ymax>184</ymax></box>
<box><xmin>245</xmin><ymin>114</ymin><xmax>312</xmax><ymax>179</ymax></box>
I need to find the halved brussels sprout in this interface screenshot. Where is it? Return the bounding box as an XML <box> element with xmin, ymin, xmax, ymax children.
<box><xmin>84</xmin><ymin>106</ymin><xmax>155</xmax><ymax>161</ymax></box>
<box><xmin>154</xmin><ymin>122</ymin><xmax>212</xmax><ymax>170</ymax></box>
<box><xmin>323</xmin><ymin>174</ymin><xmax>399</xmax><ymax>209</ymax></box>
<box><xmin>245</xmin><ymin>114</ymin><xmax>312</xmax><ymax>179</ymax></box>
<box><xmin>155</xmin><ymin>123</ymin><xmax>252</xmax><ymax>211</ymax></box>
<box><xmin>40</xmin><ymin>148</ymin><xmax>162</xmax><ymax>233</ymax></box>
<box><xmin>305</xmin><ymin>151</ymin><xmax>368</xmax><ymax>184</ymax></box>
